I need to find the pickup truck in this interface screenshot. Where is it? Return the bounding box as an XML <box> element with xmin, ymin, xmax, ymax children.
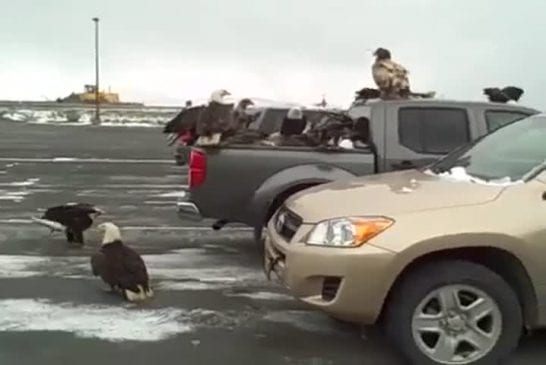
<box><xmin>177</xmin><ymin>99</ymin><xmax>539</xmax><ymax>243</ymax></box>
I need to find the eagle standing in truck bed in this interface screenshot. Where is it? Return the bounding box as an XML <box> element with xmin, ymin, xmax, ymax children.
<box><xmin>90</xmin><ymin>222</ymin><xmax>153</xmax><ymax>302</ymax></box>
<box><xmin>195</xmin><ymin>89</ymin><xmax>235</xmax><ymax>146</ymax></box>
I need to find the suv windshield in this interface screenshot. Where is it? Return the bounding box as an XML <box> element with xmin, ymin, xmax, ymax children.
<box><xmin>429</xmin><ymin>115</ymin><xmax>546</xmax><ymax>182</ymax></box>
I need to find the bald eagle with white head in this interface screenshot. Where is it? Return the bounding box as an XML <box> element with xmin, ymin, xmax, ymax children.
<box><xmin>90</xmin><ymin>222</ymin><xmax>153</xmax><ymax>302</ymax></box>
<box><xmin>195</xmin><ymin>89</ymin><xmax>235</xmax><ymax>146</ymax></box>
<box><xmin>372</xmin><ymin>48</ymin><xmax>411</xmax><ymax>100</ymax></box>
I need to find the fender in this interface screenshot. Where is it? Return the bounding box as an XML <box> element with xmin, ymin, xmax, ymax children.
<box><xmin>247</xmin><ymin>163</ymin><xmax>357</xmax><ymax>227</ymax></box>
<box><xmin>377</xmin><ymin>233</ymin><xmax>539</xmax><ymax>327</ymax></box>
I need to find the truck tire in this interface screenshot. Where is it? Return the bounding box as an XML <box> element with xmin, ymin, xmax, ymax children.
<box><xmin>256</xmin><ymin>183</ymin><xmax>322</xmax><ymax>245</ymax></box>
<box><xmin>383</xmin><ymin>260</ymin><xmax>522</xmax><ymax>365</ymax></box>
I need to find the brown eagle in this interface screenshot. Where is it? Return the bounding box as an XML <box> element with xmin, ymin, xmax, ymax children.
<box><xmin>33</xmin><ymin>202</ymin><xmax>104</xmax><ymax>246</ymax></box>
<box><xmin>372</xmin><ymin>48</ymin><xmax>410</xmax><ymax>100</ymax></box>
<box><xmin>90</xmin><ymin>222</ymin><xmax>153</xmax><ymax>302</ymax></box>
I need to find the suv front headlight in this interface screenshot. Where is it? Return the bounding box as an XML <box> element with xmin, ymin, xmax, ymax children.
<box><xmin>305</xmin><ymin>216</ymin><xmax>394</xmax><ymax>248</ymax></box>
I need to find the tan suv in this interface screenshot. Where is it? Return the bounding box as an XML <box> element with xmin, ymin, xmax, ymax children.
<box><xmin>264</xmin><ymin>113</ymin><xmax>546</xmax><ymax>365</ymax></box>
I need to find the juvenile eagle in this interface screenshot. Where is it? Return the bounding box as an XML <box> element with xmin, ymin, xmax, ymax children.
<box><xmin>372</xmin><ymin>48</ymin><xmax>410</xmax><ymax>100</ymax></box>
<box><xmin>90</xmin><ymin>222</ymin><xmax>153</xmax><ymax>302</ymax></box>
<box><xmin>34</xmin><ymin>203</ymin><xmax>104</xmax><ymax>246</ymax></box>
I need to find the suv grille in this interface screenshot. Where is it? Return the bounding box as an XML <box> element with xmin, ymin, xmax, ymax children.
<box><xmin>274</xmin><ymin>207</ymin><xmax>303</xmax><ymax>242</ymax></box>
<box><xmin>321</xmin><ymin>277</ymin><xmax>342</xmax><ymax>301</ymax></box>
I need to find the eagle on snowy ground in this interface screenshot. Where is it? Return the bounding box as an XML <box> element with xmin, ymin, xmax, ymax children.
<box><xmin>90</xmin><ymin>222</ymin><xmax>153</xmax><ymax>302</ymax></box>
<box><xmin>32</xmin><ymin>203</ymin><xmax>104</xmax><ymax>246</ymax></box>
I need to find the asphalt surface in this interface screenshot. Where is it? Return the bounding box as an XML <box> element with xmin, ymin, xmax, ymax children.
<box><xmin>0</xmin><ymin>119</ymin><xmax>545</xmax><ymax>365</ymax></box>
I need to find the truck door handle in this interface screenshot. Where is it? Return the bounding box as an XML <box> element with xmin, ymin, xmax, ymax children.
<box><xmin>391</xmin><ymin>160</ymin><xmax>416</xmax><ymax>170</ymax></box>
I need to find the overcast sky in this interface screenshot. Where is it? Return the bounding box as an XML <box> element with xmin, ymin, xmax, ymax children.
<box><xmin>1</xmin><ymin>0</ymin><xmax>544</xmax><ymax>108</ymax></box>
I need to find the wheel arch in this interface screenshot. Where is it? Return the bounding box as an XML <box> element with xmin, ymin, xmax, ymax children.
<box><xmin>378</xmin><ymin>246</ymin><xmax>538</xmax><ymax>329</ymax></box>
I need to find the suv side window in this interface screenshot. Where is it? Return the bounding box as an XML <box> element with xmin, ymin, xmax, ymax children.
<box><xmin>485</xmin><ymin>110</ymin><xmax>530</xmax><ymax>132</ymax></box>
<box><xmin>398</xmin><ymin>107</ymin><xmax>470</xmax><ymax>154</ymax></box>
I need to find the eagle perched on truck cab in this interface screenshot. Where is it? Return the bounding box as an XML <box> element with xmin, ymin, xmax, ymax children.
<box><xmin>90</xmin><ymin>222</ymin><xmax>153</xmax><ymax>302</ymax></box>
<box><xmin>372</xmin><ymin>48</ymin><xmax>411</xmax><ymax>100</ymax></box>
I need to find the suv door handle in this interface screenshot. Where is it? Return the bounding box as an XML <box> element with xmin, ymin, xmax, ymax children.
<box><xmin>391</xmin><ymin>160</ymin><xmax>416</xmax><ymax>170</ymax></box>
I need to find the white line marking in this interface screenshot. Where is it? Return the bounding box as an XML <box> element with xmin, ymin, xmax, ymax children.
<box><xmin>0</xmin><ymin>220</ymin><xmax>252</xmax><ymax>231</ymax></box>
<box><xmin>0</xmin><ymin>184</ymin><xmax>187</xmax><ymax>189</ymax></box>
<box><xmin>0</xmin><ymin>157</ymin><xmax>174</xmax><ymax>164</ymax></box>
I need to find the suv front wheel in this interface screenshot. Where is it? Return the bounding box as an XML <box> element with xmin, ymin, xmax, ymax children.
<box><xmin>383</xmin><ymin>260</ymin><xmax>523</xmax><ymax>365</ymax></box>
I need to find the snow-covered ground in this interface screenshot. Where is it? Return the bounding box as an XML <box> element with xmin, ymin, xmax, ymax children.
<box><xmin>0</xmin><ymin>107</ymin><xmax>179</xmax><ymax>128</ymax></box>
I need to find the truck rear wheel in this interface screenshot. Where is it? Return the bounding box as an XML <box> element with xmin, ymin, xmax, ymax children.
<box><xmin>383</xmin><ymin>260</ymin><xmax>522</xmax><ymax>365</ymax></box>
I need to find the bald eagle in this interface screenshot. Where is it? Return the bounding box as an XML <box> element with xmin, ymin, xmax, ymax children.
<box><xmin>195</xmin><ymin>89</ymin><xmax>235</xmax><ymax>146</ymax></box>
<box><xmin>372</xmin><ymin>48</ymin><xmax>411</xmax><ymax>100</ymax></box>
<box><xmin>163</xmin><ymin>91</ymin><xmax>255</xmax><ymax>147</ymax></box>
<box><xmin>90</xmin><ymin>222</ymin><xmax>153</xmax><ymax>302</ymax></box>
<box><xmin>232</xmin><ymin>98</ymin><xmax>255</xmax><ymax>130</ymax></box>
<box><xmin>33</xmin><ymin>203</ymin><xmax>104</xmax><ymax>246</ymax></box>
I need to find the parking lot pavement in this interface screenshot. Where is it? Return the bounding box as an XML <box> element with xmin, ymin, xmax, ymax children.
<box><xmin>0</xmin><ymin>120</ymin><xmax>544</xmax><ymax>364</ymax></box>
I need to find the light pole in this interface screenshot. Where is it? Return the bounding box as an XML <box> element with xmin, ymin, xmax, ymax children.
<box><xmin>92</xmin><ymin>17</ymin><xmax>100</xmax><ymax>125</ymax></box>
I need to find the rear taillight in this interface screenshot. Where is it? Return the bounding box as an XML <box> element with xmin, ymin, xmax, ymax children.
<box><xmin>189</xmin><ymin>149</ymin><xmax>207</xmax><ymax>188</ymax></box>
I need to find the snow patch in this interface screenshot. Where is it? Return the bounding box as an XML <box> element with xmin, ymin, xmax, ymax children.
<box><xmin>158</xmin><ymin>280</ymin><xmax>227</xmax><ymax>291</ymax></box>
<box><xmin>425</xmin><ymin>167</ymin><xmax>523</xmax><ymax>186</ymax></box>
<box><xmin>0</xmin><ymin>299</ymin><xmax>191</xmax><ymax>342</ymax></box>
<box><xmin>0</xmin><ymin>255</ymin><xmax>87</xmax><ymax>279</ymax></box>
<box><xmin>7</xmin><ymin>178</ymin><xmax>39</xmax><ymax>187</ymax></box>
<box><xmin>227</xmin><ymin>291</ymin><xmax>293</xmax><ymax>301</ymax></box>
<box><xmin>1</xmin><ymin>107</ymin><xmax>178</xmax><ymax>127</ymax></box>
<box><xmin>0</xmin><ymin>195</ymin><xmax>24</xmax><ymax>202</ymax></box>
<box><xmin>0</xmin><ymin>256</ymin><xmax>48</xmax><ymax>278</ymax></box>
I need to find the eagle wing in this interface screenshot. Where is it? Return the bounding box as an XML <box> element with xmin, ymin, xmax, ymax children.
<box><xmin>118</xmin><ymin>245</ymin><xmax>150</xmax><ymax>291</ymax></box>
<box><xmin>372</xmin><ymin>60</ymin><xmax>410</xmax><ymax>91</ymax></box>
<box><xmin>372</xmin><ymin>62</ymin><xmax>392</xmax><ymax>90</ymax></box>
<box><xmin>163</xmin><ymin>106</ymin><xmax>204</xmax><ymax>134</ymax></box>
<box><xmin>196</xmin><ymin>101</ymin><xmax>235</xmax><ymax>136</ymax></box>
